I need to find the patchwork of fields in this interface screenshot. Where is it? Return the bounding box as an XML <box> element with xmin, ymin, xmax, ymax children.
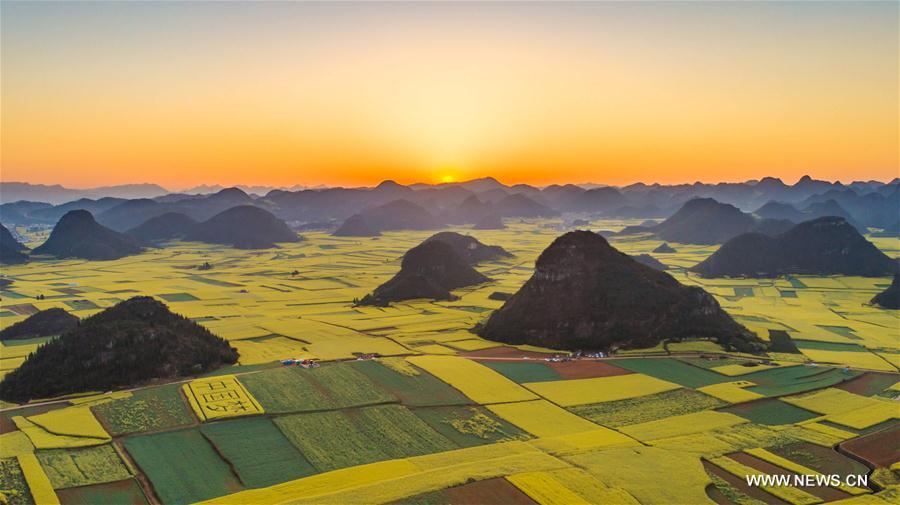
<box><xmin>1</xmin><ymin>220</ymin><xmax>898</xmax><ymax>504</ymax></box>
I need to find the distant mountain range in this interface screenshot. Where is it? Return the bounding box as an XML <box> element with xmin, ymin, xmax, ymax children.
<box><xmin>0</xmin><ymin>182</ymin><xmax>170</xmax><ymax>205</ymax></box>
<box><xmin>2</xmin><ymin>176</ymin><xmax>897</xmax><ymax>239</ymax></box>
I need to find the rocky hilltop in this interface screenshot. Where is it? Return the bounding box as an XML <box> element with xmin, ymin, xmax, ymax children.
<box><xmin>691</xmin><ymin>217</ymin><xmax>897</xmax><ymax>278</ymax></box>
<box><xmin>621</xmin><ymin>198</ymin><xmax>793</xmax><ymax>244</ymax></box>
<box><xmin>126</xmin><ymin>212</ymin><xmax>198</xmax><ymax>241</ymax></box>
<box><xmin>359</xmin><ymin>240</ymin><xmax>489</xmax><ymax>306</ymax></box>
<box><xmin>185</xmin><ymin>205</ymin><xmax>300</xmax><ymax>249</ymax></box>
<box><xmin>478</xmin><ymin>231</ymin><xmax>761</xmax><ymax>353</ymax></box>
<box><xmin>0</xmin><ymin>297</ymin><xmax>238</xmax><ymax>402</ymax></box>
<box><xmin>31</xmin><ymin>210</ymin><xmax>142</xmax><ymax>260</ymax></box>
<box><xmin>870</xmin><ymin>274</ymin><xmax>899</xmax><ymax>309</ymax></box>
<box><xmin>332</xmin><ymin>214</ymin><xmax>380</xmax><ymax>237</ymax></box>
<box><xmin>0</xmin><ymin>308</ymin><xmax>79</xmax><ymax>340</ymax></box>
<box><xmin>473</xmin><ymin>213</ymin><xmax>505</xmax><ymax>230</ymax></box>
<box><xmin>422</xmin><ymin>232</ymin><xmax>512</xmax><ymax>264</ymax></box>
<box><xmin>0</xmin><ymin>223</ymin><xmax>28</xmax><ymax>264</ymax></box>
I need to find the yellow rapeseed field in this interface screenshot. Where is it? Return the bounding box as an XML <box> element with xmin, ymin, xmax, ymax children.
<box><xmin>745</xmin><ymin>448</ymin><xmax>868</xmax><ymax>495</ymax></box>
<box><xmin>506</xmin><ymin>471</ymin><xmax>592</xmax><ymax>505</ymax></box>
<box><xmin>522</xmin><ymin>374</ymin><xmax>680</xmax><ymax>407</ymax></box>
<box><xmin>540</xmin><ymin>468</ymin><xmax>640</xmax><ymax>505</ymax></box>
<box><xmin>698</xmin><ymin>381</ymin><xmax>765</xmax><ymax>404</ymax></box>
<box><xmin>708</xmin><ymin>456</ymin><xmax>821</xmax><ymax>505</ymax></box>
<box><xmin>783</xmin><ymin>388</ymin><xmax>898</xmax><ymax>429</ymax></box>
<box><xmin>13</xmin><ymin>407</ymin><xmax>111</xmax><ymax>449</ymax></box>
<box><xmin>0</xmin><ymin>431</ymin><xmax>35</xmax><ymax>458</ymax></box>
<box><xmin>567</xmin><ymin>446</ymin><xmax>713</xmax><ymax>505</ymax></box>
<box><xmin>619</xmin><ymin>410</ymin><xmax>748</xmax><ymax>442</ymax></box>
<box><xmin>182</xmin><ymin>374</ymin><xmax>265</xmax><ymax>421</ymax></box>
<box><xmin>528</xmin><ymin>428</ymin><xmax>641</xmax><ymax>456</ymax></box>
<box><xmin>17</xmin><ymin>453</ymin><xmax>60</xmax><ymax>505</ymax></box>
<box><xmin>407</xmin><ymin>355</ymin><xmax>537</xmax><ymax>404</ymax></box>
<box><xmin>486</xmin><ymin>400</ymin><xmax>604</xmax><ymax>437</ymax></box>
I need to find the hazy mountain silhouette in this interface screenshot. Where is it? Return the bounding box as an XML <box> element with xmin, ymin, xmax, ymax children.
<box><xmin>332</xmin><ymin>214</ymin><xmax>380</xmax><ymax>237</ymax></box>
<box><xmin>473</xmin><ymin>213</ymin><xmax>505</xmax><ymax>230</ymax></box>
<box><xmin>691</xmin><ymin>217</ymin><xmax>897</xmax><ymax>277</ymax></box>
<box><xmin>185</xmin><ymin>205</ymin><xmax>300</xmax><ymax>249</ymax></box>
<box><xmin>126</xmin><ymin>212</ymin><xmax>198</xmax><ymax>241</ymax></box>
<box><xmin>621</xmin><ymin>198</ymin><xmax>793</xmax><ymax>244</ymax></box>
<box><xmin>357</xmin><ymin>199</ymin><xmax>441</xmax><ymax>231</ymax></box>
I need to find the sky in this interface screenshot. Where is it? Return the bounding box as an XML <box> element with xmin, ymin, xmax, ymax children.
<box><xmin>1</xmin><ymin>1</ymin><xmax>897</xmax><ymax>190</ymax></box>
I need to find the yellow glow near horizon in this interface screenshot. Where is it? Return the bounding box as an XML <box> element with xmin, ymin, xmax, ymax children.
<box><xmin>0</xmin><ymin>2</ymin><xmax>897</xmax><ymax>189</ymax></box>
<box><xmin>440</xmin><ymin>175</ymin><xmax>455</xmax><ymax>184</ymax></box>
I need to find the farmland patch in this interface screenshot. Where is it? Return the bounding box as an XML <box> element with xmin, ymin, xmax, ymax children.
<box><xmin>350</xmin><ymin>360</ymin><xmax>470</xmax><ymax>407</ymax></box>
<box><xmin>92</xmin><ymin>384</ymin><xmax>193</xmax><ymax>436</ymax></box>
<box><xmin>412</xmin><ymin>406</ymin><xmax>529</xmax><ymax>447</ymax></box>
<box><xmin>123</xmin><ymin>429</ymin><xmax>243</xmax><ymax>505</ymax></box>
<box><xmin>182</xmin><ymin>375</ymin><xmax>264</xmax><ymax>422</ymax></box>
<box><xmin>480</xmin><ymin>361</ymin><xmax>562</xmax><ymax>383</ymax></box>
<box><xmin>612</xmin><ymin>358</ymin><xmax>727</xmax><ymax>388</ymax></box>
<box><xmin>720</xmin><ymin>399</ymin><xmax>820</xmax><ymax>425</ymax></box>
<box><xmin>275</xmin><ymin>405</ymin><xmax>455</xmax><ymax>472</ymax></box>
<box><xmin>55</xmin><ymin>478</ymin><xmax>148</xmax><ymax>505</ymax></box>
<box><xmin>36</xmin><ymin>444</ymin><xmax>131</xmax><ymax>489</ymax></box>
<box><xmin>523</xmin><ymin>373</ymin><xmax>680</xmax><ymax>407</ymax></box>
<box><xmin>200</xmin><ymin>417</ymin><xmax>316</xmax><ymax>488</ymax></box>
<box><xmin>570</xmin><ymin>388</ymin><xmax>725</xmax><ymax>428</ymax></box>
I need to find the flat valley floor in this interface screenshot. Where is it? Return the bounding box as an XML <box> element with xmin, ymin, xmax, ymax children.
<box><xmin>1</xmin><ymin>220</ymin><xmax>898</xmax><ymax>505</ymax></box>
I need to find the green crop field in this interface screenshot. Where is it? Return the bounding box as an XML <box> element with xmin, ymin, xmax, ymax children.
<box><xmin>480</xmin><ymin>361</ymin><xmax>563</xmax><ymax>383</ymax></box>
<box><xmin>35</xmin><ymin>444</ymin><xmax>131</xmax><ymax>489</ymax></box>
<box><xmin>275</xmin><ymin>405</ymin><xmax>456</xmax><ymax>472</ymax></box>
<box><xmin>351</xmin><ymin>360</ymin><xmax>472</xmax><ymax>407</ymax></box>
<box><xmin>123</xmin><ymin>429</ymin><xmax>243</xmax><ymax>505</ymax></box>
<box><xmin>92</xmin><ymin>384</ymin><xmax>194</xmax><ymax>436</ymax></box>
<box><xmin>569</xmin><ymin>388</ymin><xmax>725</xmax><ymax>428</ymax></box>
<box><xmin>720</xmin><ymin>398</ymin><xmax>821</xmax><ymax>425</ymax></box>
<box><xmin>611</xmin><ymin>358</ymin><xmax>728</xmax><ymax>388</ymax></box>
<box><xmin>200</xmin><ymin>418</ymin><xmax>317</xmax><ymax>488</ymax></box>
<box><xmin>412</xmin><ymin>406</ymin><xmax>530</xmax><ymax>447</ymax></box>
<box><xmin>0</xmin><ymin>457</ymin><xmax>33</xmax><ymax>505</ymax></box>
<box><xmin>239</xmin><ymin>367</ymin><xmax>335</xmax><ymax>413</ymax></box>
<box><xmin>241</xmin><ymin>363</ymin><xmax>395</xmax><ymax>414</ymax></box>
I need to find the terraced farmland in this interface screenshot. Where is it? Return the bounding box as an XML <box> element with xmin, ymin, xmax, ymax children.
<box><xmin>0</xmin><ymin>221</ymin><xmax>897</xmax><ymax>505</ymax></box>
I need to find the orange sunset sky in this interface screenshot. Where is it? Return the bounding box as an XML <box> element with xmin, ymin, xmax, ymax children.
<box><xmin>1</xmin><ymin>1</ymin><xmax>897</xmax><ymax>190</ymax></box>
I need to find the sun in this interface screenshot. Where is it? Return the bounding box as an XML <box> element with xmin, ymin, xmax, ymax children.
<box><xmin>440</xmin><ymin>174</ymin><xmax>455</xmax><ymax>183</ymax></box>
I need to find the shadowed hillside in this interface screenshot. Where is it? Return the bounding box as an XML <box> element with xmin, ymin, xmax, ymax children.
<box><xmin>691</xmin><ymin>217</ymin><xmax>897</xmax><ymax>278</ymax></box>
<box><xmin>422</xmin><ymin>232</ymin><xmax>512</xmax><ymax>264</ymax></box>
<box><xmin>0</xmin><ymin>223</ymin><xmax>28</xmax><ymax>264</ymax></box>
<box><xmin>32</xmin><ymin>210</ymin><xmax>142</xmax><ymax>260</ymax></box>
<box><xmin>0</xmin><ymin>297</ymin><xmax>238</xmax><ymax>402</ymax></box>
<box><xmin>185</xmin><ymin>205</ymin><xmax>300</xmax><ymax>249</ymax></box>
<box><xmin>871</xmin><ymin>274</ymin><xmax>899</xmax><ymax>309</ymax></box>
<box><xmin>0</xmin><ymin>308</ymin><xmax>79</xmax><ymax>340</ymax></box>
<box><xmin>359</xmin><ymin>241</ymin><xmax>490</xmax><ymax>306</ymax></box>
<box><xmin>478</xmin><ymin>231</ymin><xmax>762</xmax><ymax>353</ymax></box>
<box><xmin>127</xmin><ymin>212</ymin><xmax>198</xmax><ymax>241</ymax></box>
